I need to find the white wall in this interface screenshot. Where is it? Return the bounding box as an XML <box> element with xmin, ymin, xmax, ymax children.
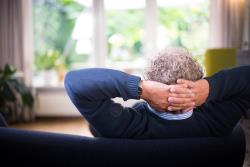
<box><xmin>35</xmin><ymin>88</ymin><xmax>80</xmax><ymax>117</ymax></box>
<box><xmin>34</xmin><ymin>87</ymin><xmax>140</xmax><ymax>117</ymax></box>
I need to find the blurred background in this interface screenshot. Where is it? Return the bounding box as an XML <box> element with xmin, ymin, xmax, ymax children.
<box><xmin>0</xmin><ymin>0</ymin><xmax>250</xmax><ymax>165</ymax></box>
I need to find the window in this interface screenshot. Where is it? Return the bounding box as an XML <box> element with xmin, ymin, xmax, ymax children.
<box><xmin>157</xmin><ymin>0</ymin><xmax>209</xmax><ymax>65</ymax></box>
<box><xmin>105</xmin><ymin>0</ymin><xmax>146</xmax><ymax>72</ymax></box>
<box><xmin>32</xmin><ymin>0</ymin><xmax>92</xmax><ymax>86</ymax></box>
<box><xmin>32</xmin><ymin>0</ymin><xmax>209</xmax><ymax>86</ymax></box>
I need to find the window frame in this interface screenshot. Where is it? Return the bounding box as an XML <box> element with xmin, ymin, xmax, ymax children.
<box><xmin>31</xmin><ymin>0</ymin><xmax>209</xmax><ymax>86</ymax></box>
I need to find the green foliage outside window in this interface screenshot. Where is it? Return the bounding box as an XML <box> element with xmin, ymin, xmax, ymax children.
<box><xmin>35</xmin><ymin>50</ymin><xmax>61</xmax><ymax>71</ymax></box>
<box><xmin>33</xmin><ymin>0</ymin><xmax>209</xmax><ymax>69</ymax></box>
<box><xmin>33</xmin><ymin>0</ymin><xmax>84</xmax><ymax>70</ymax></box>
<box><xmin>159</xmin><ymin>4</ymin><xmax>209</xmax><ymax>65</ymax></box>
<box><xmin>106</xmin><ymin>10</ymin><xmax>144</xmax><ymax>62</ymax></box>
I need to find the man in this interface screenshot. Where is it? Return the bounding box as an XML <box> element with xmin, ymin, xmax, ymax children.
<box><xmin>64</xmin><ymin>48</ymin><xmax>250</xmax><ymax>139</ymax></box>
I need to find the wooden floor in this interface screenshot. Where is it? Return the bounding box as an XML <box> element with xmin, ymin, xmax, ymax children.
<box><xmin>9</xmin><ymin>117</ymin><xmax>93</xmax><ymax>137</ymax></box>
<box><xmin>9</xmin><ymin>117</ymin><xmax>250</xmax><ymax>166</ymax></box>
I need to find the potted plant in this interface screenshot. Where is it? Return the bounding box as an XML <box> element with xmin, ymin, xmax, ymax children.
<box><xmin>0</xmin><ymin>64</ymin><xmax>34</xmax><ymax>124</ymax></box>
<box><xmin>35</xmin><ymin>49</ymin><xmax>67</xmax><ymax>84</ymax></box>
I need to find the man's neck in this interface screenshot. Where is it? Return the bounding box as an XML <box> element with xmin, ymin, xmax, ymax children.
<box><xmin>146</xmin><ymin>103</ymin><xmax>193</xmax><ymax>120</ymax></box>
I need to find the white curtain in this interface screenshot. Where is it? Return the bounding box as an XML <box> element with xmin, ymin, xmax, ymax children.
<box><xmin>209</xmin><ymin>0</ymin><xmax>245</xmax><ymax>48</ymax></box>
<box><xmin>242</xmin><ymin>0</ymin><xmax>250</xmax><ymax>49</ymax></box>
<box><xmin>22</xmin><ymin>0</ymin><xmax>34</xmax><ymax>85</ymax></box>
<box><xmin>0</xmin><ymin>0</ymin><xmax>34</xmax><ymax>85</ymax></box>
<box><xmin>0</xmin><ymin>0</ymin><xmax>24</xmax><ymax>70</ymax></box>
<box><xmin>0</xmin><ymin>0</ymin><xmax>34</xmax><ymax>122</ymax></box>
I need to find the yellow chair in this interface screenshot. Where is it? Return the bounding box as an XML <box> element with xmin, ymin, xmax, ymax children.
<box><xmin>204</xmin><ymin>48</ymin><xmax>236</xmax><ymax>77</ymax></box>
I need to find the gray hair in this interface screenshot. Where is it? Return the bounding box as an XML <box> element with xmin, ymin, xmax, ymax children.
<box><xmin>145</xmin><ymin>48</ymin><xmax>204</xmax><ymax>85</ymax></box>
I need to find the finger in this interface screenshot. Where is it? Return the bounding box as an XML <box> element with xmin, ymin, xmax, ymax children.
<box><xmin>179</xmin><ymin>83</ymin><xmax>188</xmax><ymax>88</ymax></box>
<box><xmin>168</xmin><ymin>106</ymin><xmax>182</xmax><ymax>111</ymax></box>
<box><xmin>169</xmin><ymin>102</ymin><xmax>195</xmax><ymax>108</ymax></box>
<box><xmin>168</xmin><ymin>97</ymin><xmax>194</xmax><ymax>104</ymax></box>
<box><xmin>150</xmin><ymin>103</ymin><xmax>168</xmax><ymax>112</ymax></box>
<box><xmin>157</xmin><ymin>107</ymin><xmax>180</xmax><ymax>112</ymax></box>
<box><xmin>182</xmin><ymin>107</ymin><xmax>194</xmax><ymax>112</ymax></box>
<box><xmin>169</xmin><ymin>87</ymin><xmax>192</xmax><ymax>94</ymax></box>
<box><xmin>176</xmin><ymin>79</ymin><xmax>189</xmax><ymax>84</ymax></box>
<box><xmin>169</xmin><ymin>93</ymin><xmax>195</xmax><ymax>98</ymax></box>
<box><xmin>173</xmin><ymin>83</ymin><xmax>188</xmax><ymax>88</ymax></box>
<box><xmin>168</xmin><ymin>103</ymin><xmax>195</xmax><ymax>111</ymax></box>
<box><xmin>177</xmin><ymin>79</ymin><xmax>195</xmax><ymax>88</ymax></box>
<box><xmin>151</xmin><ymin>103</ymin><xmax>179</xmax><ymax>112</ymax></box>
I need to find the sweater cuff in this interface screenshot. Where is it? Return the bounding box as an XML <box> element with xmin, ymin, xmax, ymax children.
<box><xmin>126</xmin><ymin>75</ymin><xmax>141</xmax><ymax>100</ymax></box>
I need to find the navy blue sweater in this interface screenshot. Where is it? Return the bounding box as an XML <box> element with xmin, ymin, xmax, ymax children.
<box><xmin>64</xmin><ymin>66</ymin><xmax>250</xmax><ymax>139</ymax></box>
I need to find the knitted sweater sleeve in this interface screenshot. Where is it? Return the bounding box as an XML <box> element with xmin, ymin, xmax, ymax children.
<box><xmin>205</xmin><ymin>66</ymin><xmax>250</xmax><ymax>101</ymax></box>
<box><xmin>64</xmin><ymin>68</ymin><xmax>148</xmax><ymax>138</ymax></box>
<box><xmin>198</xmin><ymin>66</ymin><xmax>250</xmax><ymax>136</ymax></box>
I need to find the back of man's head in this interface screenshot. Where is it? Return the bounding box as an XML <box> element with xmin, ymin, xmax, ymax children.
<box><xmin>145</xmin><ymin>48</ymin><xmax>203</xmax><ymax>85</ymax></box>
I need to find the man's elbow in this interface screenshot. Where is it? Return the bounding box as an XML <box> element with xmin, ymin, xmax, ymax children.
<box><xmin>64</xmin><ymin>71</ymin><xmax>72</xmax><ymax>91</ymax></box>
<box><xmin>64</xmin><ymin>71</ymin><xmax>78</xmax><ymax>101</ymax></box>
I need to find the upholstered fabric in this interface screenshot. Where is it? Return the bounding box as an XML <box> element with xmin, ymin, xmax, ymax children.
<box><xmin>204</xmin><ymin>48</ymin><xmax>236</xmax><ymax>77</ymax></box>
<box><xmin>0</xmin><ymin>125</ymin><xmax>245</xmax><ymax>167</ymax></box>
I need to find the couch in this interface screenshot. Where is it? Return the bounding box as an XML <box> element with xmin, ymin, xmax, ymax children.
<box><xmin>0</xmin><ymin>113</ymin><xmax>246</xmax><ymax>167</ymax></box>
<box><xmin>204</xmin><ymin>48</ymin><xmax>236</xmax><ymax>77</ymax></box>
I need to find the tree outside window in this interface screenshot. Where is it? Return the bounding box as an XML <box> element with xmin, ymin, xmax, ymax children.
<box><xmin>32</xmin><ymin>0</ymin><xmax>209</xmax><ymax>85</ymax></box>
